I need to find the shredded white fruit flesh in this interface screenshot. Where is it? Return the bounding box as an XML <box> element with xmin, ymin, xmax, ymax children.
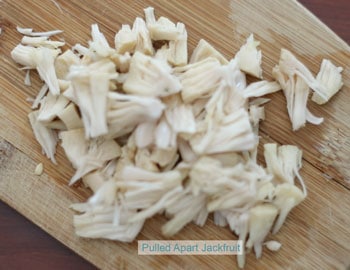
<box><xmin>11</xmin><ymin>7</ymin><xmax>343</xmax><ymax>269</ymax></box>
<box><xmin>16</xmin><ymin>26</ymin><xmax>63</xmax><ymax>37</ymax></box>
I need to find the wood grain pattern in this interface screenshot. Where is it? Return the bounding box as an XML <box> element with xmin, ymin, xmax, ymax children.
<box><xmin>0</xmin><ymin>0</ymin><xmax>349</xmax><ymax>269</ymax></box>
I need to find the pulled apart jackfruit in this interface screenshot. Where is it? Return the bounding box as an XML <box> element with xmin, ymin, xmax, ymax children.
<box><xmin>264</xmin><ymin>143</ymin><xmax>303</xmax><ymax>186</ymax></box>
<box><xmin>246</xmin><ymin>204</ymin><xmax>278</xmax><ymax>258</ymax></box>
<box><xmin>11</xmin><ymin>45</ymin><xmax>61</xmax><ymax>95</ymax></box>
<box><xmin>123</xmin><ymin>52</ymin><xmax>181</xmax><ymax>97</ymax></box>
<box><xmin>21</xmin><ymin>36</ymin><xmax>65</xmax><ymax>49</ymax></box>
<box><xmin>16</xmin><ymin>26</ymin><xmax>63</xmax><ymax>37</ymax></box>
<box><xmin>273</xmin><ymin>49</ymin><xmax>328</xmax><ymax>130</ymax></box>
<box><xmin>235</xmin><ymin>34</ymin><xmax>262</xmax><ymax>78</ymax></box>
<box><xmin>11</xmin><ymin>6</ymin><xmax>343</xmax><ymax>270</ymax></box>
<box><xmin>312</xmin><ymin>59</ymin><xmax>344</xmax><ymax>104</ymax></box>
<box><xmin>60</xmin><ymin>129</ymin><xmax>121</xmax><ymax>185</ymax></box>
<box><xmin>178</xmin><ymin>57</ymin><xmax>223</xmax><ymax>103</ymax></box>
<box><xmin>67</xmin><ymin>59</ymin><xmax>118</xmax><ymax>138</ymax></box>
<box><xmin>190</xmin><ymin>39</ymin><xmax>229</xmax><ymax>65</ymax></box>
<box><xmin>28</xmin><ymin>111</ymin><xmax>58</xmax><ymax>164</ymax></box>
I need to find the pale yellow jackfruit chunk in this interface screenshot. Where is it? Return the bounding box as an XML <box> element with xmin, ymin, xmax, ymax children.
<box><xmin>272</xmin><ymin>183</ymin><xmax>305</xmax><ymax>234</ymax></box>
<box><xmin>264</xmin><ymin>143</ymin><xmax>303</xmax><ymax>185</ymax></box>
<box><xmin>273</xmin><ymin>64</ymin><xmax>323</xmax><ymax>131</ymax></box>
<box><xmin>235</xmin><ymin>34</ymin><xmax>262</xmax><ymax>78</ymax></box>
<box><xmin>59</xmin><ymin>129</ymin><xmax>121</xmax><ymax>185</ymax></box>
<box><xmin>132</xmin><ymin>17</ymin><xmax>154</xmax><ymax>55</ymax></box>
<box><xmin>178</xmin><ymin>57</ymin><xmax>222</xmax><ymax>103</ymax></box>
<box><xmin>114</xmin><ymin>25</ymin><xmax>137</xmax><ymax>54</ymax></box>
<box><xmin>28</xmin><ymin>111</ymin><xmax>58</xmax><ymax>164</ymax></box>
<box><xmin>123</xmin><ymin>52</ymin><xmax>181</xmax><ymax>97</ymax></box>
<box><xmin>145</xmin><ymin>7</ymin><xmax>180</xmax><ymax>41</ymax></box>
<box><xmin>120</xmin><ymin>166</ymin><xmax>184</xmax><ymax>210</ymax></box>
<box><xmin>107</xmin><ymin>92</ymin><xmax>165</xmax><ymax>139</ymax></box>
<box><xmin>67</xmin><ymin>59</ymin><xmax>118</xmax><ymax>138</ymax></box>
<box><xmin>11</xmin><ymin>45</ymin><xmax>61</xmax><ymax>95</ymax></box>
<box><xmin>162</xmin><ymin>190</ymin><xmax>207</xmax><ymax>236</ymax></box>
<box><xmin>190</xmin><ymin>108</ymin><xmax>256</xmax><ymax>155</ymax></box>
<box><xmin>57</xmin><ymin>103</ymin><xmax>84</xmax><ymax>130</ymax></box>
<box><xmin>72</xmin><ymin>202</ymin><xmax>145</xmax><ymax>242</ymax></box>
<box><xmin>246</xmin><ymin>204</ymin><xmax>278</xmax><ymax>258</ymax></box>
<box><xmin>190</xmin><ymin>39</ymin><xmax>229</xmax><ymax>65</ymax></box>
<box><xmin>275</xmin><ymin>49</ymin><xmax>328</xmax><ymax>100</ymax></box>
<box><xmin>54</xmin><ymin>50</ymin><xmax>80</xmax><ymax>79</ymax></box>
<box><xmin>312</xmin><ymin>59</ymin><xmax>344</xmax><ymax>104</ymax></box>
<box><xmin>89</xmin><ymin>24</ymin><xmax>114</xmax><ymax>57</ymax></box>
<box><xmin>243</xmin><ymin>80</ymin><xmax>281</xmax><ymax>98</ymax></box>
<box><xmin>38</xmin><ymin>92</ymin><xmax>69</xmax><ymax>123</ymax></box>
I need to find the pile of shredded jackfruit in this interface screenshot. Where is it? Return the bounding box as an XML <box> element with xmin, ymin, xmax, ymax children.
<box><xmin>11</xmin><ymin>7</ymin><xmax>343</xmax><ymax>268</ymax></box>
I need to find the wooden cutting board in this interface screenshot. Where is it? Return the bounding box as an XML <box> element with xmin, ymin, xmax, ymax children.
<box><xmin>0</xmin><ymin>0</ymin><xmax>349</xmax><ymax>269</ymax></box>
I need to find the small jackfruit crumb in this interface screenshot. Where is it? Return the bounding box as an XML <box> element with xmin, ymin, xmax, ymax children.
<box><xmin>34</xmin><ymin>163</ymin><xmax>44</xmax><ymax>175</ymax></box>
<box><xmin>264</xmin><ymin>240</ymin><xmax>282</xmax><ymax>251</ymax></box>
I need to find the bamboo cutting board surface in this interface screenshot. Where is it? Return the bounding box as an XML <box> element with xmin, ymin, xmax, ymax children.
<box><xmin>0</xmin><ymin>0</ymin><xmax>349</xmax><ymax>269</ymax></box>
